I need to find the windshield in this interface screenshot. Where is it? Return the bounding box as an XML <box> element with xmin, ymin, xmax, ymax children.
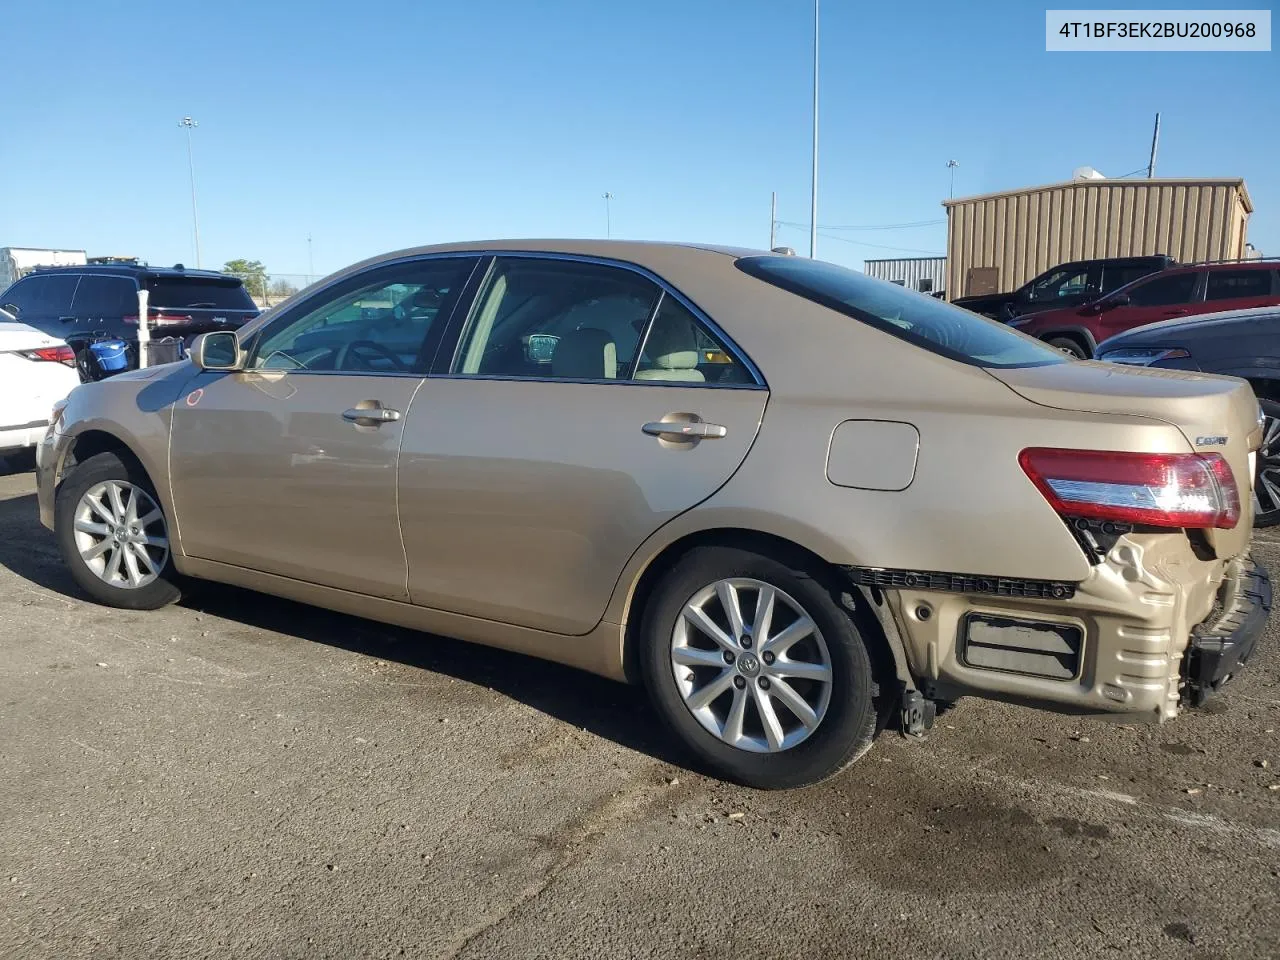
<box><xmin>146</xmin><ymin>277</ymin><xmax>256</xmax><ymax>311</ymax></box>
<box><xmin>736</xmin><ymin>256</ymin><xmax>1067</xmax><ymax>369</ymax></box>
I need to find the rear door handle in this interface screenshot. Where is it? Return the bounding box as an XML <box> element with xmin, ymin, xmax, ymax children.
<box><xmin>642</xmin><ymin>420</ymin><xmax>727</xmax><ymax>440</ymax></box>
<box><xmin>342</xmin><ymin>405</ymin><xmax>401</xmax><ymax>425</ymax></box>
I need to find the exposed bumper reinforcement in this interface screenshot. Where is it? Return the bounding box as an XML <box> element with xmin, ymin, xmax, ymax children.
<box><xmin>1183</xmin><ymin>557</ymin><xmax>1271</xmax><ymax>707</ymax></box>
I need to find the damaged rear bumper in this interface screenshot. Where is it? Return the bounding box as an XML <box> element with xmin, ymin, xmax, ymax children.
<box><xmin>1183</xmin><ymin>557</ymin><xmax>1272</xmax><ymax>706</ymax></box>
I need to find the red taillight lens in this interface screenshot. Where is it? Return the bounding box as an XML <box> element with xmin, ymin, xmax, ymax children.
<box><xmin>21</xmin><ymin>345</ymin><xmax>77</xmax><ymax>366</ymax></box>
<box><xmin>1019</xmin><ymin>447</ymin><xmax>1240</xmax><ymax>530</ymax></box>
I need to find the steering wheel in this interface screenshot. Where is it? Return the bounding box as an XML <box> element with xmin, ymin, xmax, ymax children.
<box><xmin>336</xmin><ymin>339</ymin><xmax>410</xmax><ymax>372</ymax></box>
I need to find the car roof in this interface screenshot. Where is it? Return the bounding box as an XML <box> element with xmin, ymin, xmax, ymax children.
<box><xmin>26</xmin><ymin>263</ymin><xmax>240</xmax><ymax>281</ymax></box>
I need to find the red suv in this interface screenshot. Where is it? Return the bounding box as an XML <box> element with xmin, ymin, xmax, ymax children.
<box><xmin>1010</xmin><ymin>260</ymin><xmax>1280</xmax><ymax>357</ymax></box>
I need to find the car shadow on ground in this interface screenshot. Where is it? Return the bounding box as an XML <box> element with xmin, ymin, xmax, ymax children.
<box><xmin>0</xmin><ymin>489</ymin><xmax>688</xmax><ymax>772</ymax></box>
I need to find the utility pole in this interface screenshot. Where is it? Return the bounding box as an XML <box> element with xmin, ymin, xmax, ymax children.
<box><xmin>809</xmin><ymin>0</ymin><xmax>819</xmax><ymax>259</ymax></box>
<box><xmin>769</xmin><ymin>191</ymin><xmax>777</xmax><ymax>250</ymax></box>
<box><xmin>1147</xmin><ymin>112</ymin><xmax>1161</xmax><ymax>178</ymax></box>
<box><xmin>602</xmin><ymin>192</ymin><xmax>614</xmax><ymax>239</ymax></box>
<box><xmin>179</xmin><ymin>117</ymin><xmax>202</xmax><ymax>268</ymax></box>
<box><xmin>307</xmin><ymin>234</ymin><xmax>314</xmax><ymax>285</ymax></box>
<box><xmin>946</xmin><ymin>159</ymin><xmax>960</xmax><ymax>199</ymax></box>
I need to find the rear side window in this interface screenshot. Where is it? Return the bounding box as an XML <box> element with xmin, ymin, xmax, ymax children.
<box><xmin>1103</xmin><ymin>264</ymin><xmax>1160</xmax><ymax>292</ymax></box>
<box><xmin>1128</xmin><ymin>271</ymin><xmax>1198</xmax><ymax>306</ymax></box>
<box><xmin>72</xmin><ymin>276</ymin><xmax>139</xmax><ymax>316</ymax></box>
<box><xmin>736</xmin><ymin>256</ymin><xmax>1066</xmax><ymax>369</ymax></box>
<box><xmin>1206</xmin><ymin>269</ymin><xmax>1274</xmax><ymax>301</ymax></box>
<box><xmin>146</xmin><ymin>277</ymin><xmax>256</xmax><ymax>310</ymax></box>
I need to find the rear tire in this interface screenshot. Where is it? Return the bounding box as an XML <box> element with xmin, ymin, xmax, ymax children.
<box><xmin>1253</xmin><ymin>398</ymin><xmax>1280</xmax><ymax>527</ymax></box>
<box><xmin>55</xmin><ymin>451</ymin><xmax>182</xmax><ymax>610</ymax></box>
<box><xmin>1045</xmin><ymin>336</ymin><xmax>1089</xmax><ymax>359</ymax></box>
<box><xmin>639</xmin><ymin>546</ymin><xmax>879</xmax><ymax>789</ymax></box>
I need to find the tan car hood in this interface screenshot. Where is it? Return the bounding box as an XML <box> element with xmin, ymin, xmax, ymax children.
<box><xmin>988</xmin><ymin>360</ymin><xmax>1261</xmax><ymax>559</ymax></box>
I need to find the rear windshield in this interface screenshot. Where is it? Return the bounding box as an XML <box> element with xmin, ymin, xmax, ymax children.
<box><xmin>146</xmin><ymin>276</ymin><xmax>256</xmax><ymax>311</ymax></box>
<box><xmin>736</xmin><ymin>256</ymin><xmax>1067</xmax><ymax>369</ymax></box>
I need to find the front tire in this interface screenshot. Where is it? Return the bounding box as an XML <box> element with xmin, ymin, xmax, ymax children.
<box><xmin>639</xmin><ymin>546</ymin><xmax>879</xmax><ymax>789</ymax></box>
<box><xmin>1045</xmin><ymin>336</ymin><xmax>1089</xmax><ymax>359</ymax></box>
<box><xmin>55</xmin><ymin>451</ymin><xmax>182</xmax><ymax>609</ymax></box>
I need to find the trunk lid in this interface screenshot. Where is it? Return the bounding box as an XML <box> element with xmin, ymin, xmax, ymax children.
<box><xmin>988</xmin><ymin>359</ymin><xmax>1261</xmax><ymax>559</ymax></box>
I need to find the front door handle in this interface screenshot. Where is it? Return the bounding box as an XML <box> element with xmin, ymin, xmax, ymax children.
<box><xmin>342</xmin><ymin>405</ymin><xmax>401</xmax><ymax>425</ymax></box>
<box><xmin>642</xmin><ymin>420</ymin><xmax>727</xmax><ymax>440</ymax></box>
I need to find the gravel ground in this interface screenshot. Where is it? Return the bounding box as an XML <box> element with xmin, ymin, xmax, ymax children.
<box><xmin>0</xmin><ymin>462</ymin><xmax>1277</xmax><ymax>960</ymax></box>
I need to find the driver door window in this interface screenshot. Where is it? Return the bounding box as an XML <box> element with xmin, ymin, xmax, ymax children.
<box><xmin>1026</xmin><ymin>265</ymin><xmax>1099</xmax><ymax>303</ymax></box>
<box><xmin>250</xmin><ymin>258</ymin><xmax>476</xmax><ymax>374</ymax></box>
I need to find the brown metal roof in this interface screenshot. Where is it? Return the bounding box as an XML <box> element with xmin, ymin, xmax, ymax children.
<box><xmin>944</xmin><ymin>177</ymin><xmax>1253</xmax><ymax>214</ymax></box>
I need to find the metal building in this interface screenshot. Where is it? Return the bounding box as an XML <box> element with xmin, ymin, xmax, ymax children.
<box><xmin>943</xmin><ymin>177</ymin><xmax>1252</xmax><ymax>300</ymax></box>
<box><xmin>863</xmin><ymin>256</ymin><xmax>947</xmax><ymax>296</ymax></box>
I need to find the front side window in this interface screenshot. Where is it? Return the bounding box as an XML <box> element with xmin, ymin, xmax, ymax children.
<box><xmin>1026</xmin><ymin>265</ymin><xmax>1099</xmax><ymax>303</ymax></box>
<box><xmin>250</xmin><ymin>258</ymin><xmax>474</xmax><ymax>373</ymax></box>
<box><xmin>38</xmin><ymin>274</ymin><xmax>79</xmax><ymax>317</ymax></box>
<box><xmin>1206</xmin><ymin>269</ymin><xmax>1273</xmax><ymax>301</ymax></box>
<box><xmin>452</xmin><ymin>258</ymin><xmax>660</xmax><ymax>379</ymax></box>
<box><xmin>1127</xmin><ymin>271</ymin><xmax>1199</xmax><ymax>307</ymax></box>
<box><xmin>737</xmin><ymin>255</ymin><xmax>1066</xmax><ymax>369</ymax></box>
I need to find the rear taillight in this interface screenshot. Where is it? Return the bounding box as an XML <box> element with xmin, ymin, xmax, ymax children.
<box><xmin>1019</xmin><ymin>447</ymin><xmax>1240</xmax><ymax>530</ymax></box>
<box><xmin>20</xmin><ymin>345</ymin><xmax>77</xmax><ymax>366</ymax></box>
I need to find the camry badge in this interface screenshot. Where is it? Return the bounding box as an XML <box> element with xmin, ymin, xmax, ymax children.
<box><xmin>1195</xmin><ymin>436</ymin><xmax>1228</xmax><ymax>447</ymax></box>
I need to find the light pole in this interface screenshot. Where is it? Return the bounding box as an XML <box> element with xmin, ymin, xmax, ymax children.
<box><xmin>809</xmin><ymin>0</ymin><xmax>819</xmax><ymax>260</ymax></box>
<box><xmin>946</xmin><ymin>159</ymin><xmax>960</xmax><ymax>199</ymax></box>
<box><xmin>307</xmin><ymin>234</ymin><xmax>314</xmax><ymax>285</ymax></box>
<box><xmin>179</xmin><ymin>117</ymin><xmax>202</xmax><ymax>268</ymax></box>
<box><xmin>602</xmin><ymin>192</ymin><xmax>614</xmax><ymax>238</ymax></box>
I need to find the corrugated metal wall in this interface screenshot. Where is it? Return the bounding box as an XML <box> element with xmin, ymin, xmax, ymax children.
<box><xmin>863</xmin><ymin>257</ymin><xmax>947</xmax><ymax>293</ymax></box>
<box><xmin>944</xmin><ymin>179</ymin><xmax>1251</xmax><ymax>299</ymax></box>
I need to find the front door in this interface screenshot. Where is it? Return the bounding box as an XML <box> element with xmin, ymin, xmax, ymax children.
<box><xmin>398</xmin><ymin>255</ymin><xmax>769</xmax><ymax>635</ymax></box>
<box><xmin>1096</xmin><ymin>268</ymin><xmax>1204</xmax><ymax>338</ymax></box>
<box><xmin>169</xmin><ymin>256</ymin><xmax>478</xmax><ymax>600</ymax></box>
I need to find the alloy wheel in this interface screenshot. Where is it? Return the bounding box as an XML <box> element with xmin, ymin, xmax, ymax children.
<box><xmin>671</xmin><ymin>578</ymin><xmax>833</xmax><ymax>753</ymax></box>
<box><xmin>72</xmin><ymin>480</ymin><xmax>170</xmax><ymax>589</ymax></box>
<box><xmin>1254</xmin><ymin>409</ymin><xmax>1280</xmax><ymax>522</ymax></box>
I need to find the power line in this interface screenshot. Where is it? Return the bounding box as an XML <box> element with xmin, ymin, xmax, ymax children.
<box><xmin>777</xmin><ymin>222</ymin><xmax>944</xmax><ymax>256</ymax></box>
<box><xmin>777</xmin><ymin>218</ymin><xmax>944</xmax><ymax>231</ymax></box>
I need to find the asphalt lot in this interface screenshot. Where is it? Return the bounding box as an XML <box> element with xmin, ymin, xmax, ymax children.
<box><xmin>0</xmin><ymin>462</ymin><xmax>1277</xmax><ymax>960</ymax></box>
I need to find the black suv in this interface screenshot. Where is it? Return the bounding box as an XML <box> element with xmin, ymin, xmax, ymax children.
<box><xmin>0</xmin><ymin>263</ymin><xmax>259</xmax><ymax>370</ymax></box>
<box><xmin>953</xmin><ymin>254</ymin><xmax>1177</xmax><ymax>320</ymax></box>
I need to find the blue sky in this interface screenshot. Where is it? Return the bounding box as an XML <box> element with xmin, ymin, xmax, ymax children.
<box><xmin>2</xmin><ymin>0</ymin><xmax>1276</xmax><ymax>278</ymax></box>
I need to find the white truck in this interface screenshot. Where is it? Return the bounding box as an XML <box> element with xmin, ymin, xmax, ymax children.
<box><xmin>0</xmin><ymin>247</ymin><xmax>88</xmax><ymax>291</ymax></box>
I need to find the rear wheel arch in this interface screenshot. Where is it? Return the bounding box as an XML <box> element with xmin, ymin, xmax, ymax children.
<box><xmin>619</xmin><ymin>527</ymin><xmax>901</xmax><ymax>693</ymax></box>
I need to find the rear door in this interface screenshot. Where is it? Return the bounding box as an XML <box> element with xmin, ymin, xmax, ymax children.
<box><xmin>398</xmin><ymin>255</ymin><xmax>769</xmax><ymax>635</ymax></box>
<box><xmin>1203</xmin><ymin>267</ymin><xmax>1279</xmax><ymax>314</ymax></box>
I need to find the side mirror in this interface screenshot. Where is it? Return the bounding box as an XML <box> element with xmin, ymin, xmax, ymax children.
<box><xmin>1106</xmin><ymin>293</ymin><xmax>1131</xmax><ymax>308</ymax></box>
<box><xmin>190</xmin><ymin>331</ymin><xmax>242</xmax><ymax>371</ymax></box>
